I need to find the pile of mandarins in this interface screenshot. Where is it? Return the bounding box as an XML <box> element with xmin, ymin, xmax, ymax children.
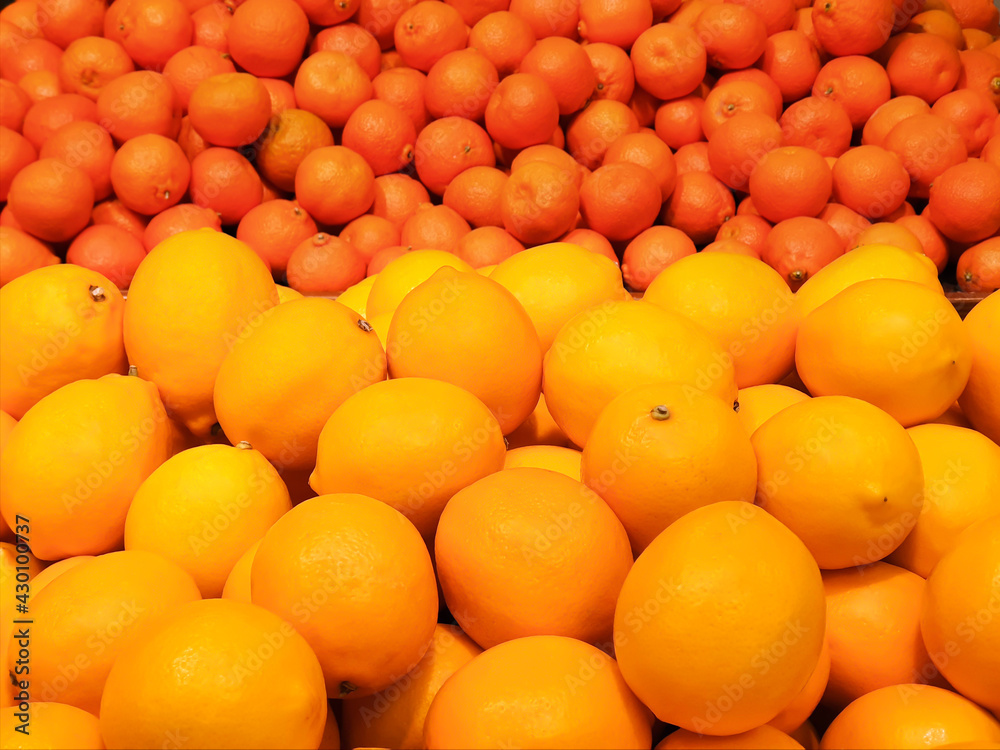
<box><xmin>2</xmin><ymin>0</ymin><xmax>1000</xmax><ymax>747</ymax></box>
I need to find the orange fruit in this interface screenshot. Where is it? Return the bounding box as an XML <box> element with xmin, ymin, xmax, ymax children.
<box><xmin>695</xmin><ymin>3</ymin><xmax>768</xmax><ymax>70</ymax></box>
<box><xmin>372</xmin><ymin>66</ymin><xmax>429</xmax><ymax>133</ymax></box>
<box><xmin>294</xmin><ymin>51</ymin><xmax>373</xmax><ymax>128</ymax></box>
<box><xmin>109</xmin><ymin>133</ymin><xmax>190</xmax><ymax>217</ymax></box>
<box><xmin>956</xmin><ymin>282</ymin><xmax>1000</xmax><ymax>437</ymax></box>
<box><xmin>701</xmin><ymin>238</ymin><xmax>758</xmax><ymax>257</ymax></box>
<box><xmin>544</xmin><ymin>298</ymin><xmax>737</xmax><ymax>447</ymax></box>
<box><xmin>0</xmin><ymin>79</ymin><xmax>32</xmax><ymax>131</ymax></box>
<box><xmin>887</xmin><ymin>32</ymin><xmax>962</xmax><ymax>105</ymax></box>
<box><xmin>580</xmin><ymin>162</ymin><xmax>661</xmax><ymax>242</ymax></box>
<box><xmin>654</xmin><ymin>93</ymin><xmax>705</xmax><ymax>150</ymax></box>
<box><xmin>14</xmin><ymin>550</ymin><xmax>201</xmax><ymax>713</ymax></box>
<box><xmin>920</xmin><ymin>516</ymin><xmax>1000</xmax><ymax>715</ymax></box>
<box><xmin>285</xmin><ymin>233</ymin><xmax>367</xmax><ymax>294</ymax></box>
<box><xmin>956</xmin><ymin>48</ymin><xmax>1000</xmax><ymax>107</ymax></box>
<box><xmin>340</xmin><ymin>215</ymin><xmax>400</xmax><ymax>264</ymax></box>
<box><xmin>932</xmin><ymin>89</ymin><xmax>998</xmax><ymax>158</ymax></box>
<box><xmin>189</xmin><ymin>147</ymin><xmax>262</xmax><ymax>225</ymax></box>
<box><xmin>582</xmin><ymin>382</ymin><xmax>756</xmax><ymax>554</ymax></box>
<box><xmin>66</xmin><ymin>224</ymin><xmax>145</xmax><ymax>289</ymax></box>
<box><xmin>0</xmin><ymin>372</ymin><xmax>171</xmax><ymax>560</ymax></box>
<box><xmin>821</xmin><ymin>562</ymin><xmax>941</xmax><ymax>709</ymax></box>
<box><xmin>125</xmin><ymin>442</ymin><xmax>290</xmax><ymax>597</ymax></box>
<box><xmin>887</xmin><ymin>423</ymin><xmax>1000</xmax><ymax>578</ymax></box>
<box><xmin>106</xmin><ymin>0</ymin><xmax>192</xmax><ymax>70</ymax></box>
<box><xmin>38</xmin><ymin>120</ymin><xmax>116</xmax><ymax>203</ymax></box>
<box><xmin>355</xmin><ymin>0</ymin><xmax>411</xmax><ymax>47</ymax></box>
<box><xmin>796</xmin><ymin>279</ymin><xmax>972</xmax><ymax>427</ymax></box>
<box><xmin>469</xmin><ymin>10</ymin><xmax>535</xmax><ymax>76</ymax></box>
<box><xmin>7</xmin><ymin>158</ymin><xmax>92</xmax><ymax>243</ymax></box>
<box><xmin>778</xmin><ymin>95</ymin><xmax>852</xmax><ymax>157</ymax></box>
<box><xmin>622</xmin><ymin>225</ymin><xmax>695</xmax><ymax>290</ymax></box>
<box><xmin>394</xmin><ymin>0</ymin><xmax>468</xmax><ymax>72</ymax></box>
<box><xmin>948</xmin><ymin>0</ymin><xmax>1000</xmax><ymax>32</ymax></box>
<box><xmin>883</xmin><ymin>113</ymin><xmax>968</xmax><ymax>199</ymax></box>
<box><xmin>442</xmin><ymin>165</ymin><xmax>507</xmax><ymax>229</ymax></box>
<box><xmin>0</xmin><ymin>702</ymin><xmax>104</xmax><ymax>748</ymax></box>
<box><xmin>425</xmin><ymin>635</ymin><xmax>652</xmax><ymax>748</ymax></box>
<box><xmin>341</xmin><ymin>625</ymin><xmax>483</xmax><ymax>749</ymax></box>
<box><xmin>657</xmin><ymin>726</ymin><xmax>804</xmax><ymax>749</ymax></box>
<box><xmin>813</xmin><ymin>54</ymin><xmax>892</xmax><ymax>129</ymax></box>
<box><xmin>235</xmin><ymin>199</ymin><xmax>317</xmax><ymax>275</ymax></box>
<box><xmin>227</xmin><ymin>0</ymin><xmax>309</xmax><ymax>77</ymax></box>
<box><xmin>413</xmin><ymin>116</ymin><xmax>494</xmax><ymax>195</ymax></box>
<box><xmin>645</xmin><ymin>252</ymin><xmax>797</xmax><ymax>386</ymax></box>
<box><xmin>424</xmin><ymin>48</ymin><xmax>497</xmax><ymax>121</ymax></box>
<box><xmin>436</xmin><ymin>467</ymin><xmax>631</xmax><ymax>647</ymax></box>
<box><xmin>123</xmin><ymin>229</ymin><xmax>278</xmax><ymax>436</ymax></box>
<box><xmin>0</xmin><ymin>35</ymin><xmax>62</xmax><ymax>85</ymax></box>
<box><xmin>769</xmin><ymin>637</ymin><xmax>830</xmax><ymax>736</ymax></box>
<box><xmin>853</xmin><ymin>222</ymin><xmax>923</xmax><ymax>254</ymax></box>
<box><xmin>188</xmin><ymin>72</ymin><xmax>271</xmax><ymax>148</ymax></box>
<box><xmin>505</xmin><ymin>391</ymin><xmax>572</xmax><ymax>448</ymax></box>
<box><xmin>566</xmin><ymin>99</ymin><xmax>640</xmax><ymax>169</ymax></box>
<box><xmin>96</xmin><ymin>70</ymin><xmax>181</xmax><ymax>143</ymax></box>
<box><xmin>0</xmin><ymin>125</ymin><xmax>35</xmax><ymax>204</ymax></box>
<box><xmin>736</xmin><ymin>383</ymin><xmax>810</xmax><ymax>434</ymax></box>
<box><xmin>661</xmin><ymin>171</ymin><xmax>736</xmax><ymax>245</ymax></box>
<box><xmin>749</xmin><ymin>146</ymin><xmax>832</xmax><ymax>223</ymax></box>
<box><xmin>585</xmin><ymin>41</ymin><xmax>637</xmax><ymax>103</ymax></box>
<box><xmin>21</xmin><ymin>93</ymin><xmax>99</xmax><ymax>152</ymax></box>
<box><xmin>400</xmin><ymin>203</ymin><xmax>470</xmax><ymax>253</ymax></box>
<box><xmin>861</xmin><ymin>94</ymin><xmax>930</xmax><ymax>148</ymax></box>
<box><xmin>454</xmin><ymin>226</ymin><xmax>524</xmax><ymax>268</ymax></box>
<box><xmin>190</xmin><ymin>1</ymin><xmax>232</xmax><ymax>52</ymax></box>
<box><xmin>578</xmin><ymin>0</ymin><xmax>653</xmax><ymax>47</ymax></box>
<box><xmin>561</xmin><ymin>228</ymin><xmax>618</xmax><ymax>264</ymax></box>
<box><xmin>507</xmin><ymin>0</ymin><xmax>579</xmax><ymax>37</ymax></box>
<box><xmin>90</xmin><ymin>197</ymin><xmax>147</xmax><ymax>240</ymax></box>
<box><xmin>387</xmin><ymin>267</ymin><xmax>542</xmax><ymax>433</ymax></box>
<box><xmin>831</xmin><ymin>145</ymin><xmax>910</xmax><ymax>221</ymax></box>
<box><xmin>500</xmin><ymin>160</ymin><xmax>580</xmax><ymax>244</ymax></box>
<box><xmin>818</xmin><ymin>684</ymin><xmax>1000</xmax><ymax>749</ymax></box>
<box><xmin>214</xmin><ymin>297</ymin><xmax>386</xmax><ymax>471</ymax></box>
<box><xmin>811</xmin><ymin>0</ymin><xmax>894</xmax><ymax>56</ymax></box>
<box><xmin>817</xmin><ymin>202</ymin><xmax>871</xmax><ymax>250</ymax></box>
<box><xmin>100</xmin><ymin>599</ymin><xmax>327</xmax><ymax>748</ymax></box>
<box><xmin>702</xmin><ymin>79</ymin><xmax>781</xmax><ymax>140</ymax></box>
<box><xmin>162</xmin><ymin>45</ymin><xmax>236</xmax><ymax>111</ymax></box>
<box><xmin>342</xmin><ymin>100</ymin><xmax>417</xmax><ymax>177</ymax></box>
<box><xmin>252</xmin><ymin>493</ymin><xmax>437</xmax><ymax>697</ymax></box>
<box><xmin>761</xmin><ymin>29</ymin><xmax>822</xmax><ymax>103</ymax></box>
<box><xmin>706</xmin><ymin>111</ymin><xmax>783</xmax><ymax>191</ymax></box>
<box><xmin>630</xmin><ymin>22</ymin><xmax>706</xmax><ymax>101</ymax></box>
<box><xmin>957</xmin><ymin>238</ymin><xmax>1000</xmax><ymax>293</ymax></box>
<box><xmin>256</xmin><ymin>108</ymin><xmax>334</xmax><ymax>193</ymax></box>
<box><xmin>484</xmin><ymin>72</ymin><xmax>560</xmax><ymax>151</ymax></box>
<box><xmin>311</xmin><ymin>22</ymin><xmax>381</xmax><ymax>79</ymax></box>
<box><xmin>615</xmin><ymin>501</ymin><xmax>825</xmax><ymax>734</ymax></box>
<box><xmin>752</xmin><ymin>395</ymin><xmax>924</xmax><ymax>569</ymax></box>
<box><xmin>142</xmin><ymin>203</ymin><xmax>221</xmax><ymax>252</ymax></box>
<box><xmin>728</xmin><ymin>0</ymin><xmax>795</xmax><ymax>34</ymax></box>
<box><xmin>716</xmin><ymin>214</ymin><xmax>772</xmax><ymax>254</ymax></box>
<box><xmin>312</xmin><ymin>378</ymin><xmax>504</xmax><ymax>540</ymax></box>
<box><xmin>58</xmin><ymin>36</ymin><xmax>134</xmax><ymax>101</ymax></box>
<box><xmin>519</xmin><ymin>37</ymin><xmax>596</xmax><ymax>116</ymax></box>
<box><xmin>0</xmin><ymin>226</ymin><xmax>58</xmax><ymax>287</ymax></box>
<box><xmin>927</xmin><ymin>159</ymin><xmax>1000</xmax><ymax>244</ymax></box>
<box><xmin>294</xmin><ymin>145</ymin><xmax>375</xmax><ymax>227</ymax></box>
<box><xmin>604</xmin><ymin>130</ymin><xmax>677</xmax><ymax>201</ymax></box>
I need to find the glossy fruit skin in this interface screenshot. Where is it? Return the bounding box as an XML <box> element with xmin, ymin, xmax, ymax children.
<box><xmin>0</xmin><ymin>374</ymin><xmax>172</xmax><ymax>560</ymax></box>
<box><xmin>614</xmin><ymin>501</ymin><xmax>826</xmax><ymax>735</ymax></box>
<box><xmin>122</xmin><ymin>229</ymin><xmax>279</xmax><ymax>437</ymax></box>
<box><xmin>0</xmin><ymin>264</ymin><xmax>127</xmax><ymax>420</ymax></box>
